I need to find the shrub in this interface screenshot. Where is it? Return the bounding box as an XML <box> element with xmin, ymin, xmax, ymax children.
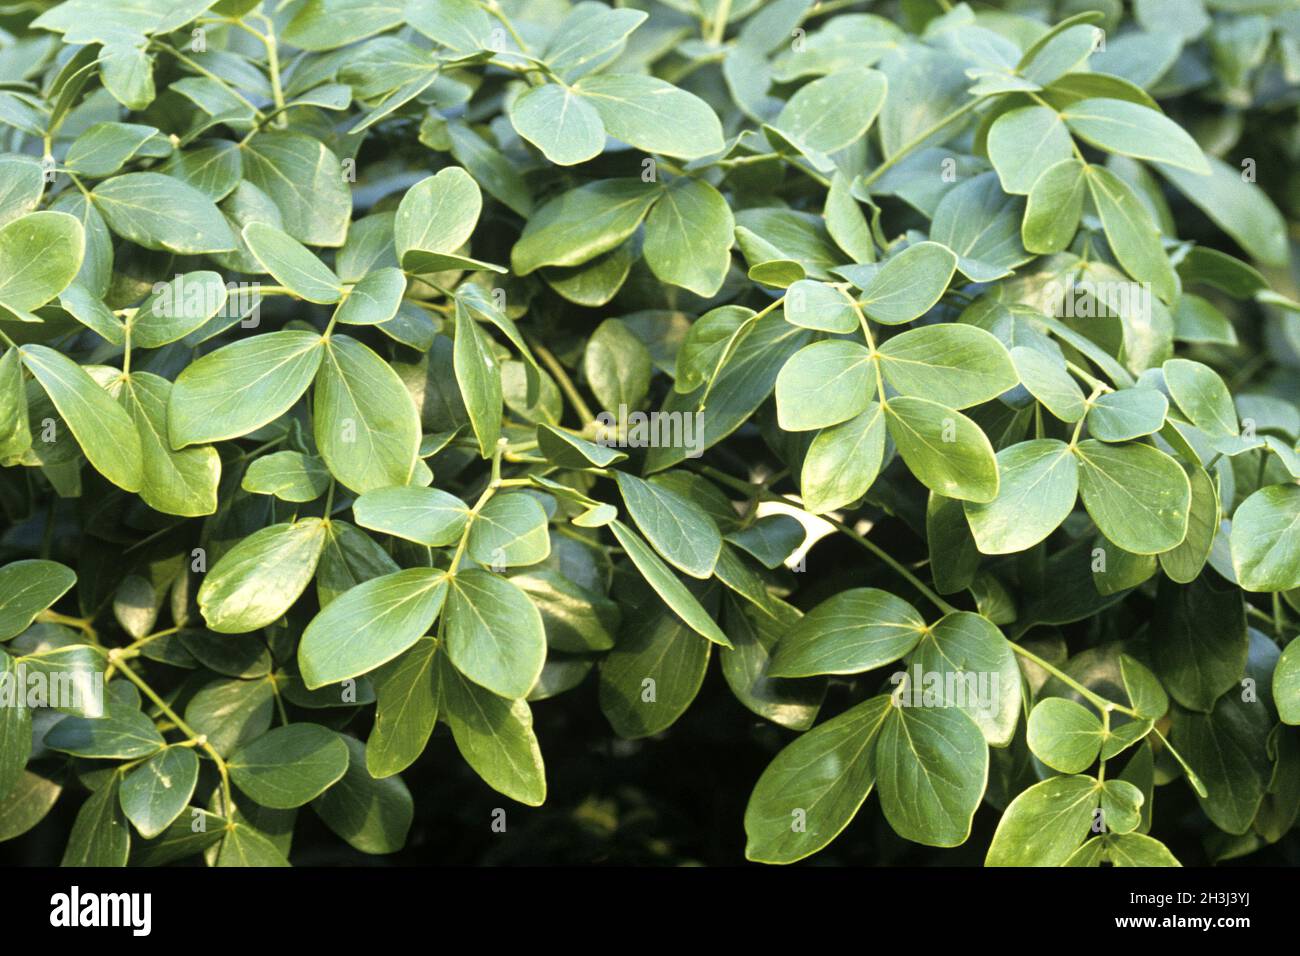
<box><xmin>0</xmin><ymin>0</ymin><xmax>1298</xmax><ymax>868</ymax></box>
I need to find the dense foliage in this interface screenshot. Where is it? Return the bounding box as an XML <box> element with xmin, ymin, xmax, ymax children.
<box><xmin>1</xmin><ymin>0</ymin><xmax>1299</xmax><ymax>868</ymax></box>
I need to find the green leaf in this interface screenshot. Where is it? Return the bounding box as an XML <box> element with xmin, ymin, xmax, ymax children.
<box><xmin>1086</xmin><ymin>387</ymin><xmax>1168</xmax><ymax>441</ymax></box>
<box><xmin>1231</xmin><ymin>485</ymin><xmax>1300</xmax><ymax>592</ymax></box>
<box><xmin>92</xmin><ymin>172</ymin><xmax>235</xmax><ymax>254</ymax></box>
<box><xmin>62</xmin><ymin>775</ymin><xmax>131</xmax><ymax>867</ymax></box>
<box><xmin>1163</xmin><ymin>358</ymin><xmax>1237</xmax><ymax>438</ymax></box>
<box><xmin>0</xmin><ymin>650</ymin><xmax>29</xmax><ymax>799</ymax></box>
<box><xmin>930</xmin><ymin>173</ymin><xmax>1029</xmax><ymax>282</ymax></box>
<box><xmin>584</xmin><ymin>318</ymin><xmax>652</xmax><ymax>412</ymax></box>
<box><xmin>986</xmin><ymin>775</ymin><xmax>1099</xmax><ymax>866</ymax></box>
<box><xmin>131</xmin><ymin>270</ymin><xmax>229</xmax><ymax>348</ymax></box>
<box><xmin>317</xmin><ymin>520</ymin><xmax>400</xmax><ymax>607</ymax></box>
<box><xmin>599</xmin><ymin>578</ymin><xmax>712</xmax><ymax>738</ymax></box>
<box><xmin>168</xmin><ymin>330</ymin><xmax>324</xmax><ymax>447</ymax></box>
<box><xmin>643</xmin><ymin>178</ymin><xmax>735</xmax><ymax>298</ymax></box>
<box><xmin>874</xmin><ymin>701</ymin><xmax>987</xmax><ymax>847</ymax></box>
<box><xmin>1073</xmin><ymin>439</ymin><xmax>1190</xmax><ymax>554</ymax></box>
<box><xmin>615</xmin><ymin>472</ymin><xmax>721</xmax><ymax>579</ymax></box>
<box><xmin>535</xmin><ymin>423</ymin><xmax>626</xmax><ymax>468</ymax></box>
<box><xmin>47</xmin><ymin>704</ymin><xmax>165</xmax><ymax>760</ymax></box>
<box><xmin>404</xmin><ymin>0</ymin><xmax>493</xmax><ymax>51</ymax></box>
<box><xmin>215</xmin><ymin>821</ymin><xmax>290</xmax><ymax>867</ymax></box>
<box><xmin>1172</xmin><ymin>691</ymin><xmax>1271</xmax><ymax>834</ymax></box>
<box><xmin>720</xmin><ymin>595</ymin><xmax>824</xmax><ymax>731</ymax></box>
<box><xmin>311</xmin><ymin>736</ymin><xmax>413</xmax><ymax>854</ymax></box>
<box><xmin>927</xmin><ymin>493</ymin><xmax>979</xmax><ymax>595</ymax></box>
<box><xmin>905</xmin><ymin>612</ymin><xmax>1021</xmax><ymax>746</ymax></box>
<box><xmin>0</xmin><ymin>771</ymin><xmax>62</xmax><ymax>842</ymax></box>
<box><xmin>1027</xmin><ymin>697</ymin><xmax>1103</xmax><ymax>773</ymax></box>
<box><xmin>299</xmin><ymin>568</ymin><xmax>448</xmax><ymax>688</ymax></box>
<box><xmin>1100</xmin><ymin>831</ymin><xmax>1182</xmax><ymax>866</ymax></box>
<box><xmin>575</xmin><ymin>74</ymin><xmax>724</xmax><ymax>160</ymax></box>
<box><xmin>119</xmin><ymin>747</ymin><xmax>199</xmax><ymax>838</ymax></box>
<box><xmin>354</xmin><ymin>485</ymin><xmax>469</xmax><ymax>547</ymax></box>
<box><xmin>467</xmin><ymin>493</ymin><xmax>551</xmax><ymax>569</ymax></box>
<box><xmin>242</xmin><ymin>221</ymin><xmax>342</xmax><ymax>304</ymax></box>
<box><xmin>1063</xmin><ymin>99</ymin><xmax>1209</xmax><ymax>174</ymax></box>
<box><xmin>334</xmin><ymin>267</ymin><xmax>406</xmax><ymax>326</ymax></box>
<box><xmin>727</xmin><ymin>515</ymin><xmax>805</xmax><ymax>569</ymax></box>
<box><xmin>315</xmin><ymin>335</ymin><xmax>421</xmax><ymax>494</ymax></box>
<box><xmin>0</xmin><ymin>211</ymin><xmax>85</xmax><ymax>311</ymax></box>
<box><xmin>130</xmin><ymin>809</ymin><xmax>226</xmax><ymax>866</ymax></box>
<box><xmin>1010</xmin><ymin>346</ymin><xmax>1086</xmax><ymax>422</ymax></box>
<box><xmin>1120</xmin><ymin>653</ymin><xmax>1169</xmax><ymax>720</ymax></box>
<box><xmin>1274</xmin><ymin>638</ymin><xmax>1300</xmax><ymax>726</ymax></box>
<box><xmin>0</xmin><ymin>559</ymin><xmax>75</xmax><ymax>640</ymax></box>
<box><xmin>511</xmin><ymin>179</ymin><xmax>658</xmax><ymax>274</ymax></box>
<box><xmin>1019</xmin><ymin>16</ymin><xmax>1102</xmax><ymax>84</ymax></box>
<box><xmin>964</xmin><ymin>439</ymin><xmax>1078</xmax><ymax>554</ymax></box>
<box><xmin>66</xmin><ymin>121</ymin><xmax>160</xmax><ymax>176</ymax></box>
<box><xmin>987</xmin><ymin>106</ymin><xmax>1073</xmax><ymax>195</ymax></box>
<box><xmin>185</xmin><ymin>677</ymin><xmax>274</xmax><ymax>757</ymax></box>
<box><xmin>1157</xmin><ymin>155</ymin><xmax>1288</xmax><ymax>267</ymax></box>
<box><xmin>284</xmin><ymin>0</ymin><xmax>406</xmax><ymax>49</ymax></box>
<box><xmin>198</xmin><ymin>519</ymin><xmax>328</xmax><ymax>633</ymax></box>
<box><xmin>646</xmin><ymin>311</ymin><xmax>810</xmax><ymax>471</ymax></box>
<box><xmin>509</xmin><ymin>83</ymin><xmax>605</xmax><ymax>166</ymax></box>
<box><xmin>241</xmin><ymin>131</ymin><xmax>352</xmax><ymax>247</ymax></box>
<box><xmin>120</xmin><ymin>372</ymin><xmax>220</xmax><ymax>516</ymax></box>
<box><xmin>783</xmin><ymin>280</ymin><xmax>857</xmax><ymax>334</ymax></box>
<box><xmin>770</xmin><ymin>588</ymin><xmax>925</xmax><ymax>677</ymax></box>
<box><xmin>884</xmin><ymin>396</ymin><xmax>999</xmax><ymax>503</ymax></box>
<box><xmin>367</xmin><ymin>636</ymin><xmax>440</xmax><ymax>778</ymax></box>
<box><xmin>438</xmin><ymin>653</ymin><xmax>546</xmax><ymax>805</ymax></box>
<box><xmin>394</xmin><ymin>166</ymin><xmax>483</xmax><ymax>273</ymax></box>
<box><xmin>744</xmin><ymin>695</ymin><xmax>891</xmax><ymax>864</ymax></box>
<box><xmin>19</xmin><ymin>344</ymin><xmax>143</xmax><ymax>492</ymax></box>
<box><xmin>452</xmin><ymin>301</ymin><xmax>503</xmax><ymax>458</ymax></box>
<box><xmin>775</xmin><ymin>340</ymin><xmax>873</xmax><ymax>431</ymax></box>
<box><xmin>162</xmin><ymin>139</ymin><xmax>242</xmax><ymax>202</ymax></box>
<box><xmin>1150</xmin><ymin>575</ymin><xmax>1247</xmax><ymax>712</ymax></box>
<box><xmin>771</xmin><ymin>67</ymin><xmax>887</xmax><ymax>158</ymax></box>
<box><xmin>1084</xmin><ymin>165</ymin><xmax>1176</xmax><ymax>303</ymax></box>
<box><xmin>230</xmin><ymin>724</ymin><xmax>350</xmax><ymax>809</ymax></box>
<box><xmin>242</xmin><ymin>450</ymin><xmax>330</xmax><ymax>503</ymax></box>
<box><xmin>1023</xmin><ymin>158</ymin><xmax>1087</xmax><ymax>254</ymax></box>
<box><xmin>876</xmin><ymin>324</ymin><xmax>1017</xmax><ymax>409</ymax></box>
<box><xmin>542</xmin><ymin>2</ymin><xmax>645</xmax><ymax>77</ymax></box>
<box><xmin>0</xmin><ymin>155</ymin><xmax>43</xmax><ymax>227</ymax></box>
<box><xmin>608</xmin><ymin>520</ymin><xmax>730</xmax><ymax>647</ymax></box>
<box><xmin>444</xmin><ymin>569</ymin><xmax>546</xmax><ymax>699</ymax></box>
<box><xmin>857</xmin><ymin>241</ymin><xmax>957</xmax><ymax>325</ymax></box>
<box><xmin>800</xmin><ymin>402</ymin><xmax>887</xmax><ymax>514</ymax></box>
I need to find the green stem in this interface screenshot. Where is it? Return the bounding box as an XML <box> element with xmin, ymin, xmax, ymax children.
<box><xmin>152</xmin><ymin>41</ymin><xmax>265</xmax><ymax>120</ymax></box>
<box><xmin>822</xmin><ymin>512</ymin><xmax>957</xmax><ymax>615</ymax></box>
<box><xmin>859</xmin><ymin>97</ymin><xmax>986</xmax><ymax>189</ymax></box>
<box><xmin>1097</xmin><ymin>707</ymin><xmax>1110</xmax><ymax>785</ymax></box>
<box><xmin>1007</xmin><ymin>642</ymin><xmax>1138</xmax><ymax>717</ymax></box>
<box><xmin>695</xmin><ymin>294</ymin><xmax>787</xmax><ymax>410</ymax></box>
<box><xmin>115</xmin><ymin>659</ymin><xmax>236</xmax><ymax>818</ymax></box>
<box><xmin>36</xmin><ymin>609</ymin><xmax>99</xmax><ymax>645</ymax></box>
<box><xmin>252</xmin><ymin>14</ymin><xmax>286</xmax><ymax>122</ymax></box>
<box><xmin>693</xmin><ymin>464</ymin><xmax>957</xmax><ymax>615</ymax></box>
<box><xmin>448</xmin><ymin>438</ymin><xmax>508</xmax><ymax>574</ymax></box>
<box><xmin>844</xmin><ymin>288</ymin><xmax>886</xmax><ymax>402</ymax></box>
<box><xmin>707</xmin><ymin>0</ymin><xmax>733</xmax><ymax>44</ymax></box>
<box><xmin>486</xmin><ymin>1</ymin><xmax>531</xmax><ymax>53</ymax></box>
<box><xmin>531</xmin><ymin>339</ymin><xmax>595</xmax><ymax>426</ymax></box>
